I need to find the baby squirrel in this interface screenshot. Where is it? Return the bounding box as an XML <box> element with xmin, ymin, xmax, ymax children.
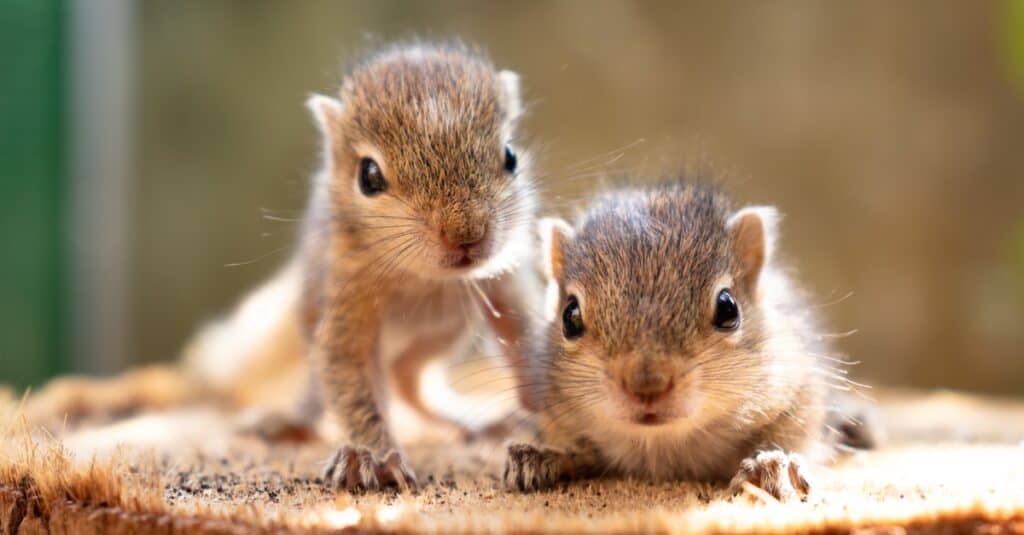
<box><xmin>505</xmin><ymin>181</ymin><xmax>850</xmax><ymax>501</ymax></box>
<box><xmin>253</xmin><ymin>43</ymin><xmax>538</xmax><ymax>491</ymax></box>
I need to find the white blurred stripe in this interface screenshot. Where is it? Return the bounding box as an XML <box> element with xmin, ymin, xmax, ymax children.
<box><xmin>69</xmin><ymin>0</ymin><xmax>135</xmax><ymax>374</ymax></box>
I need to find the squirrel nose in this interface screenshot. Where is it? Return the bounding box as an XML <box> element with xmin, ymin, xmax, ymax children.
<box><xmin>623</xmin><ymin>374</ymin><xmax>674</xmax><ymax>405</ymax></box>
<box><xmin>440</xmin><ymin>224</ymin><xmax>486</xmax><ymax>251</ymax></box>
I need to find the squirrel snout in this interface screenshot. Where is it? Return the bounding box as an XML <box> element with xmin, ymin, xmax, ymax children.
<box><xmin>439</xmin><ymin>223</ymin><xmax>487</xmax><ymax>252</ymax></box>
<box><xmin>622</xmin><ymin>374</ymin><xmax>674</xmax><ymax>405</ymax></box>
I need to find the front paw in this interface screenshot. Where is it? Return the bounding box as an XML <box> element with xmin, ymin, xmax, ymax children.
<box><xmin>728</xmin><ymin>450</ymin><xmax>811</xmax><ymax>502</ymax></box>
<box><xmin>322</xmin><ymin>445</ymin><xmax>417</xmax><ymax>492</ymax></box>
<box><xmin>503</xmin><ymin>443</ymin><xmax>564</xmax><ymax>492</ymax></box>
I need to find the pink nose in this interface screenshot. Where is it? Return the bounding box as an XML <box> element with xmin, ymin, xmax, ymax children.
<box><xmin>623</xmin><ymin>376</ymin><xmax>674</xmax><ymax>405</ymax></box>
<box><xmin>439</xmin><ymin>227</ymin><xmax>485</xmax><ymax>252</ymax></box>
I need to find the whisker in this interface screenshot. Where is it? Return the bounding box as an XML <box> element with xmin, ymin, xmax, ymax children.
<box><xmin>467</xmin><ymin>279</ymin><xmax>501</xmax><ymax>319</ymax></box>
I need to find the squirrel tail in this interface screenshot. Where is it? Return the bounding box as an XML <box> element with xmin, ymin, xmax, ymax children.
<box><xmin>181</xmin><ymin>260</ymin><xmax>308</xmax><ymax>408</ymax></box>
<box><xmin>13</xmin><ymin>261</ymin><xmax>308</xmax><ymax>428</ymax></box>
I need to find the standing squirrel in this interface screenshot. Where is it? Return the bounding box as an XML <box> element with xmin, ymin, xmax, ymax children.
<box><xmin>505</xmin><ymin>181</ymin><xmax>860</xmax><ymax>501</ymax></box>
<box><xmin>189</xmin><ymin>43</ymin><xmax>540</xmax><ymax>491</ymax></box>
<box><xmin>303</xmin><ymin>44</ymin><xmax>541</xmax><ymax>491</ymax></box>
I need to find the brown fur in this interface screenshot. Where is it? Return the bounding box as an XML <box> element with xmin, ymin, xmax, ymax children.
<box><xmin>508</xmin><ymin>181</ymin><xmax>838</xmax><ymax>499</ymax></box>
<box><xmin>296</xmin><ymin>43</ymin><xmax>539</xmax><ymax>490</ymax></box>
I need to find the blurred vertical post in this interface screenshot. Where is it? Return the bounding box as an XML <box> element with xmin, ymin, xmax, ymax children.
<box><xmin>69</xmin><ymin>0</ymin><xmax>135</xmax><ymax>375</ymax></box>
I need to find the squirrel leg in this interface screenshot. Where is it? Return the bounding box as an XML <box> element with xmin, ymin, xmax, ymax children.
<box><xmin>504</xmin><ymin>419</ymin><xmax>601</xmax><ymax>492</ymax></box>
<box><xmin>503</xmin><ymin>439</ymin><xmax>600</xmax><ymax>492</ymax></box>
<box><xmin>318</xmin><ymin>310</ymin><xmax>416</xmax><ymax>492</ymax></box>
<box><xmin>729</xmin><ymin>450</ymin><xmax>811</xmax><ymax>502</ymax></box>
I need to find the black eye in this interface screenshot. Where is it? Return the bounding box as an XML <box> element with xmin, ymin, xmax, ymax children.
<box><xmin>504</xmin><ymin>145</ymin><xmax>517</xmax><ymax>174</ymax></box>
<box><xmin>713</xmin><ymin>289</ymin><xmax>740</xmax><ymax>331</ymax></box>
<box><xmin>358</xmin><ymin>158</ymin><xmax>387</xmax><ymax>196</ymax></box>
<box><xmin>562</xmin><ymin>295</ymin><xmax>585</xmax><ymax>339</ymax></box>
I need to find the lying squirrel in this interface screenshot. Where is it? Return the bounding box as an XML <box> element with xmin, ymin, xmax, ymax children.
<box><xmin>505</xmin><ymin>181</ymin><xmax>869</xmax><ymax>501</ymax></box>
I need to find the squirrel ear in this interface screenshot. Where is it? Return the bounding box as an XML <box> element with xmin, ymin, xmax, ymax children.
<box><xmin>539</xmin><ymin>217</ymin><xmax>574</xmax><ymax>283</ymax></box>
<box><xmin>498</xmin><ymin>70</ymin><xmax>522</xmax><ymax>120</ymax></box>
<box><xmin>306</xmin><ymin>93</ymin><xmax>344</xmax><ymax>147</ymax></box>
<box><xmin>726</xmin><ymin>206</ymin><xmax>779</xmax><ymax>292</ymax></box>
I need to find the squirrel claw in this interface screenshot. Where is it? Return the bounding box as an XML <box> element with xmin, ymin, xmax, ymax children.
<box><xmin>323</xmin><ymin>446</ymin><xmax>417</xmax><ymax>492</ymax></box>
<box><xmin>504</xmin><ymin>443</ymin><xmax>563</xmax><ymax>492</ymax></box>
<box><xmin>729</xmin><ymin>450</ymin><xmax>811</xmax><ymax>502</ymax></box>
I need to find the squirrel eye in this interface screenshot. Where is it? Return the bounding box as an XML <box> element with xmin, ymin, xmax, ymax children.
<box><xmin>358</xmin><ymin>158</ymin><xmax>387</xmax><ymax>196</ymax></box>
<box><xmin>712</xmin><ymin>289</ymin><xmax>740</xmax><ymax>331</ymax></box>
<box><xmin>562</xmin><ymin>295</ymin><xmax>585</xmax><ymax>339</ymax></box>
<box><xmin>503</xmin><ymin>145</ymin><xmax>517</xmax><ymax>174</ymax></box>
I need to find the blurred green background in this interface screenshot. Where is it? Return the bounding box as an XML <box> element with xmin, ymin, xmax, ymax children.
<box><xmin>2</xmin><ymin>1</ymin><xmax>1023</xmax><ymax>395</ymax></box>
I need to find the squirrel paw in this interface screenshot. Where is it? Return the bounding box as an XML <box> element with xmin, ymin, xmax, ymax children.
<box><xmin>236</xmin><ymin>408</ymin><xmax>315</xmax><ymax>442</ymax></box>
<box><xmin>504</xmin><ymin>443</ymin><xmax>563</xmax><ymax>492</ymax></box>
<box><xmin>322</xmin><ymin>446</ymin><xmax>417</xmax><ymax>492</ymax></box>
<box><xmin>728</xmin><ymin>450</ymin><xmax>811</xmax><ymax>502</ymax></box>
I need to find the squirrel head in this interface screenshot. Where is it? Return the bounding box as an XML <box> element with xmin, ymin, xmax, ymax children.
<box><xmin>539</xmin><ymin>182</ymin><xmax>782</xmax><ymax>430</ymax></box>
<box><xmin>309</xmin><ymin>43</ymin><xmax>534</xmax><ymax>280</ymax></box>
